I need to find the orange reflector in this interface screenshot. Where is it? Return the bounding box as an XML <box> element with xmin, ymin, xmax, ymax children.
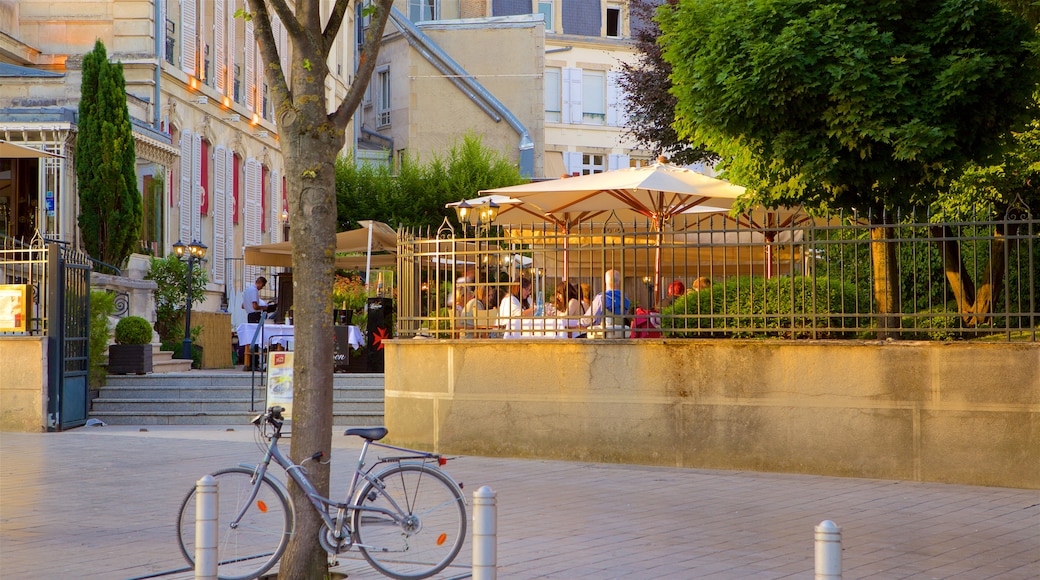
<box><xmin>436</xmin><ymin>533</ymin><xmax>447</xmax><ymax>546</ymax></box>
<box><xmin>257</xmin><ymin>500</ymin><xmax>268</xmax><ymax>513</ymax></box>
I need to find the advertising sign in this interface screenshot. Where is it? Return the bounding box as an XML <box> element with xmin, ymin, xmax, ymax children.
<box><xmin>0</xmin><ymin>284</ymin><xmax>30</xmax><ymax>333</ymax></box>
<box><xmin>266</xmin><ymin>351</ymin><xmax>294</xmax><ymax>418</ymax></box>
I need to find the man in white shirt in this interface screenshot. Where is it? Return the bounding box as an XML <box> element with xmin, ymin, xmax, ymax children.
<box><xmin>242</xmin><ymin>276</ymin><xmax>269</xmax><ymax>323</ymax></box>
<box><xmin>581</xmin><ymin>269</ymin><xmax>628</xmax><ymax>327</ymax></box>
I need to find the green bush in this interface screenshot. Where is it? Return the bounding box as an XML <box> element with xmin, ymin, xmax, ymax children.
<box><xmin>902</xmin><ymin>306</ymin><xmax>967</xmax><ymax>341</ymax></box>
<box><xmin>114</xmin><ymin>316</ymin><xmax>153</xmax><ymax>345</ymax></box>
<box><xmin>661</xmin><ymin>276</ymin><xmax>864</xmax><ymax>339</ymax></box>
<box><xmin>89</xmin><ymin>290</ymin><xmax>116</xmax><ymax>386</ymax></box>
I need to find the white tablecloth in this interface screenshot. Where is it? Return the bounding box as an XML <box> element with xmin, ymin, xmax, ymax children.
<box><xmin>502</xmin><ymin>317</ymin><xmax>572</xmax><ymax>339</ymax></box>
<box><xmin>237</xmin><ymin>323</ymin><xmax>364</xmax><ymax>349</ymax></box>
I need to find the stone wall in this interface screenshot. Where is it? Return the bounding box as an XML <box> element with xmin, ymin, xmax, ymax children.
<box><xmin>0</xmin><ymin>337</ymin><xmax>47</xmax><ymax>431</ymax></box>
<box><xmin>384</xmin><ymin>339</ymin><xmax>1040</xmax><ymax>489</ymax></box>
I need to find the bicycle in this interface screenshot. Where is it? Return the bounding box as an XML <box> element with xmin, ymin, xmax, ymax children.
<box><xmin>175</xmin><ymin>406</ymin><xmax>467</xmax><ymax>580</ymax></box>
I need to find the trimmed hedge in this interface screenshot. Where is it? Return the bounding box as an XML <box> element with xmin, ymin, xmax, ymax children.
<box><xmin>114</xmin><ymin>316</ymin><xmax>153</xmax><ymax>345</ymax></box>
<box><xmin>661</xmin><ymin>276</ymin><xmax>864</xmax><ymax>339</ymax></box>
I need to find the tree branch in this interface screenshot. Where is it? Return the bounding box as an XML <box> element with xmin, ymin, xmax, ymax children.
<box><xmin>245</xmin><ymin>0</ymin><xmax>290</xmax><ymax>103</ymax></box>
<box><xmin>330</xmin><ymin>0</ymin><xmax>394</xmax><ymax>128</ymax></box>
<box><xmin>323</xmin><ymin>0</ymin><xmax>353</xmax><ymax>55</ymax></box>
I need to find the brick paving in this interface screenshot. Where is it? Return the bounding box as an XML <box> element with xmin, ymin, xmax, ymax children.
<box><xmin>1</xmin><ymin>425</ymin><xmax>1038</xmax><ymax>579</ymax></box>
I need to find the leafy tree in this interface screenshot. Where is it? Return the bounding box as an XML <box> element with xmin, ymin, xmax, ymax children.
<box><xmin>77</xmin><ymin>40</ymin><xmax>142</xmax><ymax>267</ymax></box>
<box><xmin>932</xmin><ymin>121</ymin><xmax>1040</xmax><ymax>323</ymax></box>
<box><xmin>659</xmin><ymin>0</ymin><xmax>1039</xmax><ymax>335</ymax></box>
<box><xmin>336</xmin><ymin>133</ymin><xmax>526</xmax><ymax>231</ymax></box>
<box><xmin>144</xmin><ymin>255</ymin><xmax>207</xmax><ymax>352</ymax></box>
<box><xmin>239</xmin><ymin>0</ymin><xmax>395</xmax><ymax>574</ymax></box>
<box><xmin>617</xmin><ymin>0</ymin><xmax>716</xmax><ymax>166</ymax></box>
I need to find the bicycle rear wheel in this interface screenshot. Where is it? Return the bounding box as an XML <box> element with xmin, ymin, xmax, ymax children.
<box><xmin>353</xmin><ymin>463</ymin><xmax>467</xmax><ymax>579</ymax></box>
<box><xmin>176</xmin><ymin>467</ymin><xmax>293</xmax><ymax>580</ymax></box>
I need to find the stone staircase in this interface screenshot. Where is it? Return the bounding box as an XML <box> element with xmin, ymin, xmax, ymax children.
<box><xmin>90</xmin><ymin>371</ymin><xmax>384</xmax><ymax>426</ymax></box>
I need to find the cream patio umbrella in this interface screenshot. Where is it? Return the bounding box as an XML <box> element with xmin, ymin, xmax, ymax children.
<box><xmin>480</xmin><ymin>158</ymin><xmax>748</xmax><ymax>295</ymax></box>
<box><xmin>244</xmin><ymin>220</ymin><xmax>397</xmax><ymax>278</ymax></box>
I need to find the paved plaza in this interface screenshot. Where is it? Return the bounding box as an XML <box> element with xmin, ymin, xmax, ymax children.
<box><xmin>1</xmin><ymin>424</ymin><xmax>1037</xmax><ymax>579</ymax></box>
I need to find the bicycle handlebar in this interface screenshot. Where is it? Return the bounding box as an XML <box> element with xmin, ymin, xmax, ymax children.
<box><xmin>251</xmin><ymin>405</ymin><xmax>286</xmax><ymax>429</ymax></box>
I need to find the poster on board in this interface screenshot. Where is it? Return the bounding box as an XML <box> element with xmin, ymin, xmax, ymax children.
<box><xmin>0</xmin><ymin>284</ymin><xmax>30</xmax><ymax>333</ymax></box>
<box><xmin>266</xmin><ymin>351</ymin><xmax>294</xmax><ymax>418</ymax></box>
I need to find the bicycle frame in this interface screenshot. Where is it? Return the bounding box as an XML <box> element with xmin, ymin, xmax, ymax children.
<box><xmin>233</xmin><ymin>420</ymin><xmax>449</xmax><ymax>551</ymax></box>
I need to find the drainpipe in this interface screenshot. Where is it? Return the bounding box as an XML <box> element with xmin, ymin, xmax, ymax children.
<box><xmin>388</xmin><ymin>8</ymin><xmax>534</xmax><ymax>177</ymax></box>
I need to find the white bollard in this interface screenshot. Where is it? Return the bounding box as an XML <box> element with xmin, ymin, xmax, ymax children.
<box><xmin>814</xmin><ymin>520</ymin><xmax>842</xmax><ymax>580</ymax></box>
<box><xmin>472</xmin><ymin>485</ymin><xmax>497</xmax><ymax>580</ymax></box>
<box><xmin>195</xmin><ymin>475</ymin><xmax>219</xmax><ymax>580</ymax></box>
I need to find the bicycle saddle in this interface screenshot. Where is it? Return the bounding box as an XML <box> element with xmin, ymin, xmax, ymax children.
<box><xmin>344</xmin><ymin>427</ymin><xmax>388</xmax><ymax>441</ymax></box>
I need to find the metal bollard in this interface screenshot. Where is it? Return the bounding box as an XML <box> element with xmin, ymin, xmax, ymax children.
<box><xmin>814</xmin><ymin>520</ymin><xmax>842</xmax><ymax>580</ymax></box>
<box><xmin>472</xmin><ymin>486</ymin><xmax>497</xmax><ymax>580</ymax></box>
<box><xmin>195</xmin><ymin>475</ymin><xmax>218</xmax><ymax>580</ymax></box>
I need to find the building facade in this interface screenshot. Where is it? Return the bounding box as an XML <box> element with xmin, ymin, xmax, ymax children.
<box><xmin>0</xmin><ymin>0</ymin><xmax>358</xmax><ymax>323</ymax></box>
<box><xmin>359</xmin><ymin>0</ymin><xmax>649</xmax><ymax>176</ymax></box>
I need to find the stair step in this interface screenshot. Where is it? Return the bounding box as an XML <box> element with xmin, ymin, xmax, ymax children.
<box><xmin>90</xmin><ymin>370</ymin><xmax>385</xmax><ymax>425</ymax></box>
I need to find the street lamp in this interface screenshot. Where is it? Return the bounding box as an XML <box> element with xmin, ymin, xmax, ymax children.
<box><xmin>173</xmin><ymin>239</ymin><xmax>207</xmax><ymax>361</ymax></box>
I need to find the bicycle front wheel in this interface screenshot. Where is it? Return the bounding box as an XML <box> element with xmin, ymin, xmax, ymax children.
<box><xmin>353</xmin><ymin>463</ymin><xmax>467</xmax><ymax>579</ymax></box>
<box><xmin>176</xmin><ymin>467</ymin><xmax>293</xmax><ymax>580</ymax></box>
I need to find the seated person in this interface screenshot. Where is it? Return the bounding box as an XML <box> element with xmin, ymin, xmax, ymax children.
<box><xmin>460</xmin><ymin>285</ymin><xmax>493</xmax><ymax>338</ymax></box>
<box><xmin>499</xmin><ymin>277</ymin><xmax>534</xmax><ymax>338</ymax></box>
<box><xmin>580</xmin><ymin>269</ymin><xmax>630</xmax><ymax>330</ymax></box>
<box><xmin>554</xmin><ymin>281</ymin><xmax>584</xmax><ymax>337</ymax></box>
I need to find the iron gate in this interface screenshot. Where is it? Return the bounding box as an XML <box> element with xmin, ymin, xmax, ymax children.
<box><xmin>46</xmin><ymin>243</ymin><xmax>91</xmax><ymax>430</ymax></box>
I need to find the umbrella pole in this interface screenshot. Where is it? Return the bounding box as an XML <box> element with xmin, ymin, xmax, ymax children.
<box><xmin>653</xmin><ymin>227</ymin><xmax>663</xmax><ymax>310</ymax></box>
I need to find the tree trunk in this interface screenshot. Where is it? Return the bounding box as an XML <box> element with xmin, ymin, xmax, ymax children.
<box><xmin>933</xmin><ymin>225</ymin><xmax>975</xmax><ymax>321</ymax></box>
<box><xmin>933</xmin><ymin>223</ymin><xmax>1013</xmax><ymax>326</ymax></box>
<box><xmin>869</xmin><ymin>218</ymin><xmax>901</xmax><ymax>339</ymax></box>
<box><xmin>276</xmin><ymin>129</ymin><xmax>342</xmax><ymax>578</ymax></box>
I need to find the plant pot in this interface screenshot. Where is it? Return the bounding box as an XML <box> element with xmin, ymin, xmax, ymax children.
<box><xmin>108</xmin><ymin>344</ymin><xmax>153</xmax><ymax>375</ymax></box>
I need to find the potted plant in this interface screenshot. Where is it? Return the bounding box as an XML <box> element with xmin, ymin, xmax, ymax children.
<box><xmin>108</xmin><ymin>316</ymin><xmax>154</xmax><ymax>375</ymax></box>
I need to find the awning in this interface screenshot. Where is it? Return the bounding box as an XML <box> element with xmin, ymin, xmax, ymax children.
<box><xmin>244</xmin><ymin>220</ymin><xmax>397</xmax><ymax>270</ymax></box>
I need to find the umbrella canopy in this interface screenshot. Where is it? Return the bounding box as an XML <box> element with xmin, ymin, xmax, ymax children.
<box><xmin>0</xmin><ymin>141</ymin><xmax>63</xmax><ymax>159</ymax></box>
<box><xmin>480</xmin><ymin>159</ymin><xmax>746</xmax><ymax>225</ymax></box>
<box><xmin>244</xmin><ymin>220</ymin><xmax>397</xmax><ymax>271</ymax></box>
<box><xmin>481</xmin><ymin>159</ymin><xmax>749</xmax><ymax>291</ymax></box>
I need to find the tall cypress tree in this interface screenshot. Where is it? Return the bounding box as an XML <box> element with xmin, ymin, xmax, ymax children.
<box><xmin>77</xmin><ymin>39</ymin><xmax>142</xmax><ymax>266</ymax></box>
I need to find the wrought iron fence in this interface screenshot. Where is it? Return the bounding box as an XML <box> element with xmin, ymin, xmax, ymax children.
<box><xmin>0</xmin><ymin>233</ymin><xmax>51</xmax><ymax>335</ymax></box>
<box><xmin>395</xmin><ymin>207</ymin><xmax>1038</xmax><ymax>342</ymax></box>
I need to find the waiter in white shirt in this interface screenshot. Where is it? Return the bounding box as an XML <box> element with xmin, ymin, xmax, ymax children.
<box><xmin>242</xmin><ymin>276</ymin><xmax>269</xmax><ymax>323</ymax></box>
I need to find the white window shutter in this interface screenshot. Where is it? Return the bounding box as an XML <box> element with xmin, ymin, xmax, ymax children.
<box><xmin>224</xmin><ymin>148</ymin><xmax>235</xmax><ymax>281</ymax></box>
<box><xmin>606</xmin><ymin>71</ymin><xmax>621</xmax><ymax>127</ymax></box>
<box><xmin>212</xmin><ymin>145</ymin><xmax>227</xmax><ymax>284</ymax></box>
<box><xmin>214</xmin><ymin>0</ymin><xmax>225</xmax><ymax>93</ymax></box>
<box><xmin>197</xmin><ymin>0</ymin><xmax>207</xmax><ymax>82</ymax></box>
<box><xmin>563</xmin><ymin>67</ymin><xmax>582</xmax><ymax>125</ymax></box>
<box><xmin>182</xmin><ymin>0</ymin><xmax>197</xmax><ymax>76</ymax></box>
<box><xmin>245</xmin><ymin>21</ymin><xmax>255</xmax><ymax>110</ymax></box>
<box><xmin>179</xmin><ymin>132</ymin><xmax>193</xmax><ymax>243</ymax></box>
<box><xmin>227</xmin><ymin>0</ymin><xmax>236</xmax><ymax>97</ymax></box>
<box><xmin>269</xmin><ymin>169</ymin><xmax>281</xmax><ymax>244</ymax></box>
<box><xmin>255</xmin><ymin>32</ymin><xmax>265</xmax><ymax>117</ymax></box>
<box><xmin>608</xmin><ymin>154</ymin><xmax>630</xmax><ymax>170</ymax></box>
<box><xmin>192</xmin><ymin>133</ymin><xmax>203</xmax><ymax>242</ymax></box>
<box><xmin>244</xmin><ymin>158</ymin><xmax>262</xmax><ymax>283</ymax></box>
<box><xmin>564</xmin><ymin>151</ymin><xmax>583</xmax><ymax>175</ymax></box>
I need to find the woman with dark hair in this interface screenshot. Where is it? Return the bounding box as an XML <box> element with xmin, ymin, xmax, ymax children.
<box><xmin>498</xmin><ymin>277</ymin><xmax>534</xmax><ymax>338</ymax></box>
<box><xmin>554</xmin><ymin>281</ymin><xmax>583</xmax><ymax>337</ymax></box>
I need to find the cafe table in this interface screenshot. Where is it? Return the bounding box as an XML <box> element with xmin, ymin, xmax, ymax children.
<box><xmin>236</xmin><ymin>322</ymin><xmax>364</xmax><ymax>350</ymax></box>
<box><xmin>502</xmin><ymin>316</ymin><xmax>572</xmax><ymax>339</ymax></box>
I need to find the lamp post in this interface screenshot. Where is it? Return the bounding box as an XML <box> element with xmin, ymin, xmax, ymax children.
<box><xmin>173</xmin><ymin>240</ymin><xmax>208</xmax><ymax>361</ymax></box>
<box><xmin>454</xmin><ymin>198</ymin><xmax>500</xmax><ymax>289</ymax></box>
